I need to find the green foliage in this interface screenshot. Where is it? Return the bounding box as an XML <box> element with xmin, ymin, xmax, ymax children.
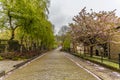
<box><xmin>8</xmin><ymin>40</ymin><xmax>20</xmax><ymax>51</ymax></box>
<box><xmin>62</xmin><ymin>36</ymin><xmax>71</xmax><ymax>52</ymax></box>
<box><xmin>12</xmin><ymin>57</ymin><xmax>22</xmax><ymax>61</ymax></box>
<box><xmin>0</xmin><ymin>30</ymin><xmax>11</xmax><ymax>39</ymax></box>
<box><xmin>0</xmin><ymin>56</ymin><xmax>3</xmax><ymax>60</ymax></box>
<box><xmin>0</xmin><ymin>0</ymin><xmax>55</xmax><ymax>53</ymax></box>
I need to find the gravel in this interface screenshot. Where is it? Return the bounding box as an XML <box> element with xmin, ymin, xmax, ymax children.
<box><xmin>0</xmin><ymin>60</ymin><xmax>23</xmax><ymax>73</ymax></box>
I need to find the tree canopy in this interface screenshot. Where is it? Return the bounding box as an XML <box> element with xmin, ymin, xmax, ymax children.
<box><xmin>67</xmin><ymin>7</ymin><xmax>120</xmax><ymax>57</ymax></box>
<box><xmin>0</xmin><ymin>0</ymin><xmax>55</xmax><ymax>51</ymax></box>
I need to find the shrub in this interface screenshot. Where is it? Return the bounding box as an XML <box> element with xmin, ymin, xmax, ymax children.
<box><xmin>0</xmin><ymin>56</ymin><xmax>3</xmax><ymax>60</ymax></box>
<box><xmin>62</xmin><ymin>37</ymin><xmax>71</xmax><ymax>52</ymax></box>
<box><xmin>0</xmin><ymin>50</ymin><xmax>42</xmax><ymax>60</ymax></box>
<box><xmin>8</xmin><ymin>40</ymin><xmax>20</xmax><ymax>52</ymax></box>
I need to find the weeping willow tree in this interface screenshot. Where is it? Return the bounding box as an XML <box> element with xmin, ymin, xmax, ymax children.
<box><xmin>0</xmin><ymin>0</ymin><xmax>55</xmax><ymax>51</ymax></box>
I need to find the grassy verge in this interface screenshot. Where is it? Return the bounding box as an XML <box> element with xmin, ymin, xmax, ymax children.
<box><xmin>85</xmin><ymin>56</ymin><xmax>119</xmax><ymax>68</ymax></box>
<box><xmin>72</xmin><ymin>53</ymin><xmax>120</xmax><ymax>72</ymax></box>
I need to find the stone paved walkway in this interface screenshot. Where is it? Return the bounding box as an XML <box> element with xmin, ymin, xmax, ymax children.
<box><xmin>64</xmin><ymin>52</ymin><xmax>120</xmax><ymax>80</ymax></box>
<box><xmin>4</xmin><ymin>50</ymin><xmax>98</xmax><ymax>80</ymax></box>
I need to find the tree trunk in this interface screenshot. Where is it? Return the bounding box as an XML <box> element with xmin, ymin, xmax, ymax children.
<box><xmin>20</xmin><ymin>35</ymin><xmax>24</xmax><ymax>53</ymax></box>
<box><xmin>10</xmin><ymin>29</ymin><xmax>15</xmax><ymax>40</ymax></box>
<box><xmin>90</xmin><ymin>46</ymin><xmax>93</xmax><ymax>57</ymax></box>
<box><xmin>8</xmin><ymin>10</ymin><xmax>15</xmax><ymax>40</ymax></box>
<box><xmin>7</xmin><ymin>10</ymin><xmax>21</xmax><ymax>51</ymax></box>
<box><xmin>108</xmin><ymin>42</ymin><xmax>111</xmax><ymax>59</ymax></box>
<box><xmin>84</xmin><ymin>46</ymin><xmax>86</xmax><ymax>57</ymax></box>
<box><xmin>72</xmin><ymin>42</ymin><xmax>77</xmax><ymax>53</ymax></box>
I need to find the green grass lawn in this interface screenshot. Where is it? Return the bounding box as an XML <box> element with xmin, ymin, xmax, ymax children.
<box><xmin>74</xmin><ymin>53</ymin><xmax>120</xmax><ymax>70</ymax></box>
<box><xmin>85</xmin><ymin>56</ymin><xmax>119</xmax><ymax>69</ymax></box>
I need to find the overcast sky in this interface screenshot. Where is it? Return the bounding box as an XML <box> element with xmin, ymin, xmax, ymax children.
<box><xmin>48</xmin><ymin>0</ymin><xmax>120</xmax><ymax>34</ymax></box>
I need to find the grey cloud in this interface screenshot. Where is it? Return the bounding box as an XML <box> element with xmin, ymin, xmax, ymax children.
<box><xmin>49</xmin><ymin>0</ymin><xmax>120</xmax><ymax>34</ymax></box>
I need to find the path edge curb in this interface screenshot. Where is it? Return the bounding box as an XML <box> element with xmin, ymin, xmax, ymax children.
<box><xmin>63</xmin><ymin>53</ymin><xmax>102</xmax><ymax>80</ymax></box>
<box><xmin>0</xmin><ymin>52</ymin><xmax>48</xmax><ymax>80</ymax></box>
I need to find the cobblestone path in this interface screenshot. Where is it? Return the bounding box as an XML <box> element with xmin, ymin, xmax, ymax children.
<box><xmin>4</xmin><ymin>50</ymin><xmax>98</xmax><ymax>80</ymax></box>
